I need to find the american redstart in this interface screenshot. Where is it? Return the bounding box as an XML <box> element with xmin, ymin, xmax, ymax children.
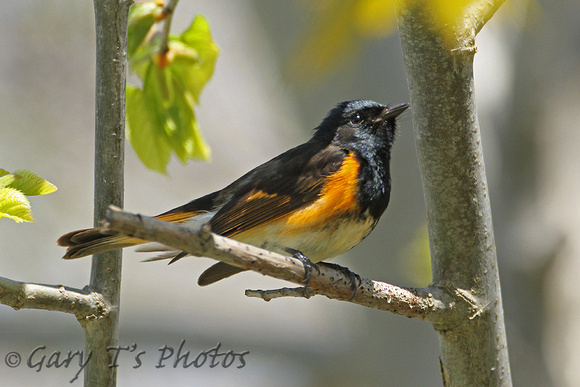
<box><xmin>58</xmin><ymin>100</ymin><xmax>408</xmax><ymax>286</ymax></box>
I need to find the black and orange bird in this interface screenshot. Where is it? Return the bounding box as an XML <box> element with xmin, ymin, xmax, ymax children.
<box><xmin>58</xmin><ymin>100</ymin><xmax>408</xmax><ymax>286</ymax></box>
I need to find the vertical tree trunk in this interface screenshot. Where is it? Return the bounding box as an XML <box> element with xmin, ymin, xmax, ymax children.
<box><xmin>396</xmin><ymin>2</ymin><xmax>511</xmax><ymax>385</ymax></box>
<box><xmin>83</xmin><ymin>1</ymin><xmax>132</xmax><ymax>385</ymax></box>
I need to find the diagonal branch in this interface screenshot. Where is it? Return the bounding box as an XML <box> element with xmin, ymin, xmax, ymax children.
<box><xmin>159</xmin><ymin>0</ymin><xmax>179</xmax><ymax>55</ymax></box>
<box><xmin>0</xmin><ymin>276</ymin><xmax>109</xmax><ymax>319</ymax></box>
<box><xmin>104</xmin><ymin>206</ymin><xmax>469</xmax><ymax>327</ymax></box>
<box><xmin>465</xmin><ymin>0</ymin><xmax>508</xmax><ymax>36</ymax></box>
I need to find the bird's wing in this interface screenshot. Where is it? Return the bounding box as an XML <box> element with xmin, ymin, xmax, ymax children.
<box><xmin>209</xmin><ymin>145</ymin><xmax>349</xmax><ymax>237</ymax></box>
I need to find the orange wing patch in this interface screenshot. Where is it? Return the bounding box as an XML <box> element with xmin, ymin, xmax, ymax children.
<box><xmin>284</xmin><ymin>153</ymin><xmax>360</xmax><ymax>231</ymax></box>
<box><xmin>156</xmin><ymin>211</ymin><xmax>202</xmax><ymax>223</ymax></box>
<box><xmin>211</xmin><ymin>191</ymin><xmax>292</xmax><ymax>237</ymax></box>
<box><xmin>246</xmin><ymin>191</ymin><xmax>277</xmax><ymax>201</ymax></box>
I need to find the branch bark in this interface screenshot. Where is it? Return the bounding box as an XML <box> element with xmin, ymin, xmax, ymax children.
<box><xmin>0</xmin><ymin>276</ymin><xmax>109</xmax><ymax>319</ymax></box>
<box><xmin>86</xmin><ymin>0</ymin><xmax>132</xmax><ymax>385</ymax></box>
<box><xmin>103</xmin><ymin>206</ymin><xmax>474</xmax><ymax>327</ymax></box>
<box><xmin>395</xmin><ymin>0</ymin><xmax>511</xmax><ymax>385</ymax></box>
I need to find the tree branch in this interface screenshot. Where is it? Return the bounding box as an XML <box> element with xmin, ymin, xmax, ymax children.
<box><xmin>0</xmin><ymin>276</ymin><xmax>109</xmax><ymax>319</ymax></box>
<box><xmin>87</xmin><ymin>0</ymin><xmax>131</xmax><ymax>385</ymax></box>
<box><xmin>465</xmin><ymin>0</ymin><xmax>507</xmax><ymax>36</ymax></box>
<box><xmin>159</xmin><ymin>0</ymin><xmax>179</xmax><ymax>55</ymax></box>
<box><xmin>104</xmin><ymin>206</ymin><xmax>470</xmax><ymax>327</ymax></box>
<box><xmin>396</xmin><ymin>0</ymin><xmax>512</xmax><ymax>384</ymax></box>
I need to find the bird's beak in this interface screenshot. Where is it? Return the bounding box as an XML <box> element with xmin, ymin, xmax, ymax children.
<box><xmin>381</xmin><ymin>103</ymin><xmax>409</xmax><ymax>120</ymax></box>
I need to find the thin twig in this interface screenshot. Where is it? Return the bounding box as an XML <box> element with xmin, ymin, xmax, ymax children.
<box><xmin>245</xmin><ymin>287</ymin><xmax>319</xmax><ymax>301</ymax></box>
<box><xmin>159</xmin><ymin>0</ymin><xmax>179</xmax><ymax>55</ymax></box>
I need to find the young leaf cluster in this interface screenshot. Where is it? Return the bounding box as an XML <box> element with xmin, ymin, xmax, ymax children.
<box><xmin>126</xmin><ymin>2</ymin><xmax>219</xmax><ymax>174</ymax></box>
<box><xmin>0</xmin><ymin>169</ymin><xmax>57</xmax><ymax>223</ymax></box>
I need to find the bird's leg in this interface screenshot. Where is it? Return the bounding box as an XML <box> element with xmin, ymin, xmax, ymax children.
<box><xmin>284</xmin><ymin>248</ymin><xmax>319</xmax><ymax>289</ymax></box>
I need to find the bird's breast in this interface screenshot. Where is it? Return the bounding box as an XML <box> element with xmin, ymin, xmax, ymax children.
<box><xmin>234</xmin><ymin>211</ymin><xmax>376</xmax><ymax>263</ymax></box>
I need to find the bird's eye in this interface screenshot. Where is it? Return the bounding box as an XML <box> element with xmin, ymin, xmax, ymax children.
<box><xmin>350</xmin><ymin>113</ymin><xmax>363</xmax><ymax>125</ymax></box>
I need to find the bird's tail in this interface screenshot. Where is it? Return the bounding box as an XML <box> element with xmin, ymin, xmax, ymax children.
<box><xmin>58</xmin><ymin>228</ymin><xmax>145</xmax><ymax>259</ymax></box>
<box><xmin>58</xmin><ymin>211</ymin><xmax>201</xmax><ymax>260</ymax></box>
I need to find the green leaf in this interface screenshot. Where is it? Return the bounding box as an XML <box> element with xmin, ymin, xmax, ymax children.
<box><xmin>126</xmin><ymin>84</ymin><xmax>172</xmax><ymax>174</ymax></box>
<box><xmin>188</xmin><ymin>117</ymin><xmax>211</xmax><ymax>160</ymax></box>
<box><xmin>157</xmin><ymin>68</ymin><xmax>210</xmax><ymax>163</ymax></box>
<box><xmin>127</xmin><ymin>60</ymin><xmax>210</xmax><ymax>173</ymax></box>
<box><xmin>7</xmin><ymin>170</ymin><xmax>57</xmax><ymax>196</ymax></box>
<box><xmin>127</xmin><ymin>2</ymin><xmax>162</xmax><ymax>58</ymax></box>
<box><xmin>0</xmin><ymin>171</ymin><xmax>19</xmax><ymax>189</ymax></box>
<box><xmin>173</xmin><ymin>15</ymin><xmax>219</xmax><ymax>103</ymax></box>
<box><xmin>0</xmin><ymin>187</ymin><xmax>34</xmax><ymax>223</ymax></box>
<box><xmin>129</xmin><ymin>36</ymin><xmax>160</xmax><ymax>79</ymax></box>
<box><xmin>163</xmin><ymin>75</ymin><xmax>193</xmax><ymax>163</ymax></box>
<box><xmin>125</xmin><ymin>13</ymin><xmax>216</xmax><ymax>173</ymax></box>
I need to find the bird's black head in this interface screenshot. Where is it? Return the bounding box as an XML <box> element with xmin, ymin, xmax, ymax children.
<box><xmin>313</xmin><ymin>100</ymin><xmax>408</xmax><ymax>156</ymax></box>
<box><xmin>307</xmin><ymin>100</ymin><xmax>408</xmax><ymax>219</ymax></box>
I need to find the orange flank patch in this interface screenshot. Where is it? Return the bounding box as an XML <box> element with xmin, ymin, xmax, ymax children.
<box><xmin>156</xmin><ymin>211</ymin><xmax>201</xmax><ymax>223</ymax></box>
<box><xmin>284</xmin><ymin>153</ymin><xmax>360</xmax><ymax>231</ymax></box>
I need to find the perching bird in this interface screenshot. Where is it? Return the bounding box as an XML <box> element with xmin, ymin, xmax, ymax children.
<box><xmin>58</xmin><ymin>100</ymin><xmax>408</xmax><ymax>286</ymax></box>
